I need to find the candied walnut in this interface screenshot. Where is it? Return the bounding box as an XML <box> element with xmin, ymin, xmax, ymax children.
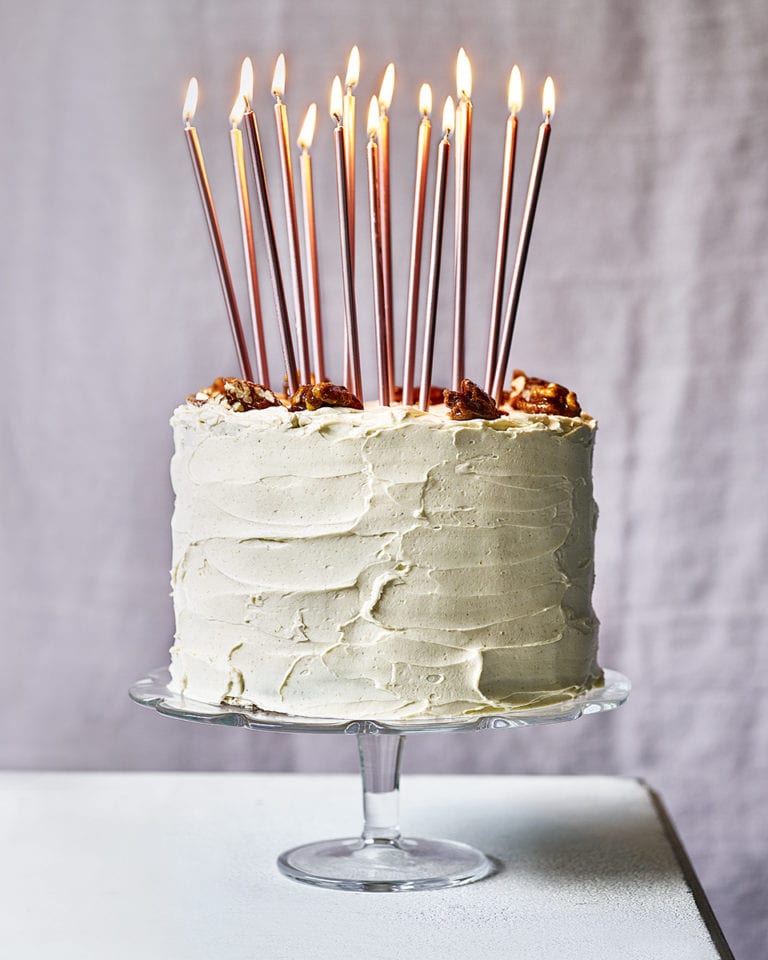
<box><xmin>443</xmin><ymin>380</ymin><xmax>502</xmax><ymax>421</ymax></box>
<box><xmin>288</xmin><ymin>381</ymin><xmax>364</xmax><ymax>411</ymax></box>
<box><xmin>188</xmin><ymin>377</ymin><xmax>280</xmax><ymax>412</ymax></box>
<box><xmin>507</xmin><ymin>370</ymin><xmax>581</xmax><ymax>417</ymax></box>
<box><xmin>392</xmin><ymin>384</ymin><xmax>447</xmax><ymax>408</ymax></box>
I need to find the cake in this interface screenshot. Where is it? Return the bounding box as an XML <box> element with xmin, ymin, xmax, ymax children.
<box><xmin>168</xmin><ymin>377</ymin><xmax>602</xmax><ymax>720</ymax></box>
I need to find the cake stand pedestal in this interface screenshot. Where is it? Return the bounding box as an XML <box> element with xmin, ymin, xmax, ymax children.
<box><xmin>130</xmin><ymin>668</ymin><xmax>630</xmax><ymax>892</ymax></box>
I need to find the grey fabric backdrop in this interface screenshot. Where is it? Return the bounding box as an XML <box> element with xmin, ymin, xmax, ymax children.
<box><xmin>1</xmin><ymin>0</ymin><xmax>766</xmax><ymax>954</ymax></box>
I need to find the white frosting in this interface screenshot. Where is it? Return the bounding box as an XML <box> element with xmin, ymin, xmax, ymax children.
<box><xmin>168</xmin><ymin>401</ymin><xmax>601</xmax><ymax>719</ymax></box>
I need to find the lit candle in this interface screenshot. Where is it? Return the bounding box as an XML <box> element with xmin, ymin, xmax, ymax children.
<box><xmin>229</xmin><ymin>93</ymin><xmax>269</xmax><ymax>387</ymax></box>
<box><xmin>330</xmin><ymin>76</ymin><xmax>363</xmax><ymax>400</ymax></box>
<box><xmin>402</xmin><ymin>83</ymin><xmax>432</xmax><ymax>406</ymax></box>
<box><xmin>297</xmin><ymin>104</ymin><xmax>325</xmax><ymax>383</ymax></box>
<box><xmin>366</xmin><ymin>96</ymin><xmax>390</xmax><ymax>406</ymax></box>
<box><xmin>484</xmin><ymin>66</ymin><xmax>522</xmax><ymax>393</ymax></box>
<box><xmin>343</xmin><ymin>46</ymin><xmax>360</xmax><ymax>267</ymax></box>
<box><xmin>419</xmin><ymin>97</ymin><xmax>455</xmax><ymax>411</ymax></box>
<box><xmin>342</xmin><ymin>46</ymin><xmax>360</xmax><ymax>388</ymax></box>
<box><xmin>453</xmin><ymin>48</ymin><xmax>472</xmax><ymax>389</ymax></box>
<box><xmin>377</xmin><ymin>63</ymin><xmax>396</xmax><ymax>394</ymax></box>
<box><xmin>492</xmin><ymin>77</ymin><xmax>555</xmax><ymax>402</ymax></box>
<box><xmin>239</xmin><ymin>58</ymin><xmax>299</xmax><ymax>395</ymax></box>
<box><xmin>182</xmin><ymin>78</ymin><xmax>252</xmax><ymax>381</ymax></box>
<box><xmin>272</xmin><ymin>54</ymin><xmax>311</xmax><ymax>384</ymax></box>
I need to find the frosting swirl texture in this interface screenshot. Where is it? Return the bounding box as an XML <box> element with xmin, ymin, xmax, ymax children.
<box><xmin>169</xmin><ymin>403</ymin><xmax>601</xmax><ymax>719</ymax></box>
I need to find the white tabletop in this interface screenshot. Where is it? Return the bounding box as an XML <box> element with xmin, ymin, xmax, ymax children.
<box><xmin>0</xmin><ymin>773</ymin><xmax>731</xmax><ymax>960</ymax></box>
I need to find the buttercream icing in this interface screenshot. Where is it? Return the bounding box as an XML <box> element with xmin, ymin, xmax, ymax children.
<box><xmin>168</xmin><ymin>401</ymin><xmax>602</xmax><ymax>719</ymax></box>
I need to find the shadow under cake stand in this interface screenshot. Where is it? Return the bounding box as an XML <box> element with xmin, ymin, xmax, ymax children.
<box><xmin>130</xmin><ymin>667</ymin><xmax>630</xmax><ymax>892</ymax></box>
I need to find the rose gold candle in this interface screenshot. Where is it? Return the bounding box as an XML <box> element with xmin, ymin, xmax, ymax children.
<box><xmin>366</xmin><ymin>96</ymin><xmax>390</xmax><ymax>406</ymax></box>
<box><xmin>330</xmin><ymin>76</ymin><xmax>363</xmax><ymax>400</ymax></box>
<box><xmin>419</xmin><ymin>98</ymin><xmax>455</xmax><ymax>411</ymax></box>
<box><xmin>297</xmin><ymin>104</ymin><xmax>325</xmax><ymax>383</ymax></box>
<box><xmin>377</xmin><ymin>63</ymin><xmax>396</xmax><ymax>394</ymax></box>
<box><xmin>239</xmin><ymin>59</ymin><xmax>299</xmax><ymax>395</ymax></box>
<box><xmin>453</xmin><ymin>48</ymin><xmax>472</xmax><ymax>390</ymax></box>
<box><xmin>402</xmin><ymin>83</ymin><xmax>432</xmax><ymax>406</ymax></box>
<box><xmin>272</xmin><ymin>54</ymin><xmax>311</xmax><ymax>383</ymax></box>
<box><xmin>229</xmin><ymin>93</ymin><xmax>269</xmax><ymax>387</ymax></box>
<box><xmin>182</xmin><ymin>78</ymin><xmax>252</xmax><ymax>381</ymax></box>
<box><xmin>492</xmin><ymin>77</ymin><xmax>555</xmax><ymax>403</ymax></box>
<box><xmin>342</xmin><ymin>47</ymin><xmax>360</xmax><ymax>390</ymax></box>
<box><xmin>484</xmin><ymin>66</ymin><xmax>522</xmax><ymax>393</ymax></box>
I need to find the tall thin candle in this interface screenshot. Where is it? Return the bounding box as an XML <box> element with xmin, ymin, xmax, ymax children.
<box><xmin>402</xmin><ymin>83</ymin><xmax>432</xmax><ymax>406</ymax></box>
<box><xmin>453</xmin><ymin>48</ymin><xmax>472</xmax><ymax>389</ymax></box>
<box><xmin>239</xmin><ymin>59</ymin><xmax>299</xmax><ymax>395</ymax></box>
<box><xmin>419</xmin><ymin>97</ymin><xmax>454</xmax><ymax>411</ymax></box>
<box><xmin>330</xmin><ymin>76</ymin><xmax>363</xmax><ymax>400</ymax></box>
<box><xmin>484</xmin><ymin>66</ymin><xmax>522</xmax><ymax>393</ymax></box>
<box><xmin>377</xmin><ymin>63</ymin><xmax>396</xmax><ymax>393</ymax></box>
<box><xmin>343</xmin><ymin>46</ymin><xmax>360</xmax><ymax>268</ymax></box>
<box><xmin>366</xmin><ymin>96</ymin><xmax>390</xmax><ymax>406</ymax></box>
<box><xmin>342</xmin><ymin>47</ymin><xmax>360</xmax><ymax>389</ymax></box>
<box><xmin>297</xmin><ymin>104</ymin><xmax>325</xmax><ymax>383</ymax></box>
<box><xmin>182</xmin><ymin>78</ymin><xmax>252</xmax><ymax>381</ymax></box>
<box><xmin>229</xmin><ymin>94</ymin><xmax>269</xmax><ymax>386</ymax></box>
<box><xmin>492</xmin><ymin>77</ymin><xmax>555</xmax><ymax>403</ymax></box>
<box><xmin>272</xmin><ymin>54</ymin><xmax>311</xmax><ymax>383</ymax></box>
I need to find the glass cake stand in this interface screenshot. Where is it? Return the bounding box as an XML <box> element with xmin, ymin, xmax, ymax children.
<box><xmin>130</xmin><ymin>667</ymin><xmax>630</xmax><ymax>892</ymax></box>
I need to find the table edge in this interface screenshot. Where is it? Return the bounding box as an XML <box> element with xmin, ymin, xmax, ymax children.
<box><xmin>642</xmin><ymin>782</ymin><xmax>735</xmax><ymax>960</ymax></box>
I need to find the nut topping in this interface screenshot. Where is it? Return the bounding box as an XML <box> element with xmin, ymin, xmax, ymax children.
<box><xmin>507</xmin><ymin>370</ymin><xmax>581</xmax><ymax>417</ymax></box>
<box><xmin>288</xmin><ymin>382</ymin><xmax>364</xmax><ymax>411</ymax></box>
<box><xmin>188</xmin><ymin>377</ymin><xmax>280</xmax><ymax>412</ymax></box>
<box><xmin>443</xmin><ymin>380</ymin><xmax>502</xmax><ymax>421</ymax></box>
<box><xmin>391</xmin><ymin>384</ymin><xmax>447</xmax><ymax>408</ymax></box>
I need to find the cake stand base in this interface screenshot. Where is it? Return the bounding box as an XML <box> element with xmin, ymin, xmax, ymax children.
<box><xmin>130</xmin><ymin>668</ymin><xmax>630</xmax><ymax>892</ymax></box>
<box><xmin>278</xmin><ymin>836</ymin><xmax>493</xmax><ymax>892</ymax></box>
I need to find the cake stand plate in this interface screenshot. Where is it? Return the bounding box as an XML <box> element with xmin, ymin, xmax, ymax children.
<box><xmin>130</xmin><ymin>668</ymin><xmax>630</xmax><ymax>892</ymax></box>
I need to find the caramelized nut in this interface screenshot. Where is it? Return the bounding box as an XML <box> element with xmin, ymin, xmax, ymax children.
<box><xmin>288</xmin><ymin>382</ymin><xmax>364</xmax><ymax>411</ymax></box>
<box><xmin>443</xmin><ymin>380</ymin><xmax>502</xmax><ymax>421</ymax></box>
<box><xmin>188</xmin><ymin>377</ymin><xmax>280</xmax><ymax>411</ymax></box>
<box><xmin>507</xmin><ymin>370</ymin><xmax>581</xmax><ymax>417</ymax></box>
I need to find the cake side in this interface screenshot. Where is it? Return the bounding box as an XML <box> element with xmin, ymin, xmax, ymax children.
<box><xmin>168</xmin><ymin>401</ymin><xmax>601</xmax><ymax>719</ymax></box>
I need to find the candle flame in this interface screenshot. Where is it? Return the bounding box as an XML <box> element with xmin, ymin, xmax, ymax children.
<box><xmin>240</xmin><ymin>57</ymin><xmax>254</xmax><ymax>106</ymax></box>
<box><xmin>419</xmin><ymin>83</ymin><xmax>432</xmax><ymax>116</ymax></box>
<box><xmin>367</xmin><ymin>95</ymin><xmax>379</xmax><ymax>137</ymax></box>
<box><xmin>330</xmin><ymin>75</ymin><xmax>344</xmax><ymax>122</ymax></box>
<box><xmin>297</xmin><ymin>103</ymin><xmax>317</xmax><ymax>150</ymax></box>
<box><xmin>456</xmin><ymin>48</ymin><xmax>472</xmax><ymax>100</ymax></box>
<box><xmin>272</xmin><ymin>53</ymin><xmax>286</xmax><ymax>98</ymax></box>
<box><xmin>442</xmin><ymin>96</ymin><xmax>455</xmax><ymax>135</ymax></box>
<box><xmin>378</xmin><ymin>63</ymin><xmax>395</xmax><ymax>111</ymax></box>
<box><xmin>345</xmin><ymin>45</ymin><xmax>360</xmax><ymax>89</ymax></box>
<box><xmin>182</xmin><ymin>78</ymin><xmax>198</xmax><ymax>123</ymax></box>
<box><xmin>230</xmin><ymin>94</ymin><xmax>246</xmax><ymax>127</ymax></box>
<box><xmin>542</xmin><ymin>76</ymin><xmax>555</xmax><ymax>119</ymax></box>
<box><xmin>508</xmin><ymin>65</ymin><xmax>523</xmax><ymax>114</ymax></box>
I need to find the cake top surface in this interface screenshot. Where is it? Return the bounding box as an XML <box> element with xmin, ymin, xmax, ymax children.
<box><xmin>172</xmin><ymin>396</ymin><xmax>595</xmax><ymax>439</ymax></box>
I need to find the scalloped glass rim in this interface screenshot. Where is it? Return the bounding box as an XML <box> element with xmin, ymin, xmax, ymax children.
<box><xmin>130</xmin><ymin>667</ymin><xmax>630</xmax><ymax>735</ymax></box>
